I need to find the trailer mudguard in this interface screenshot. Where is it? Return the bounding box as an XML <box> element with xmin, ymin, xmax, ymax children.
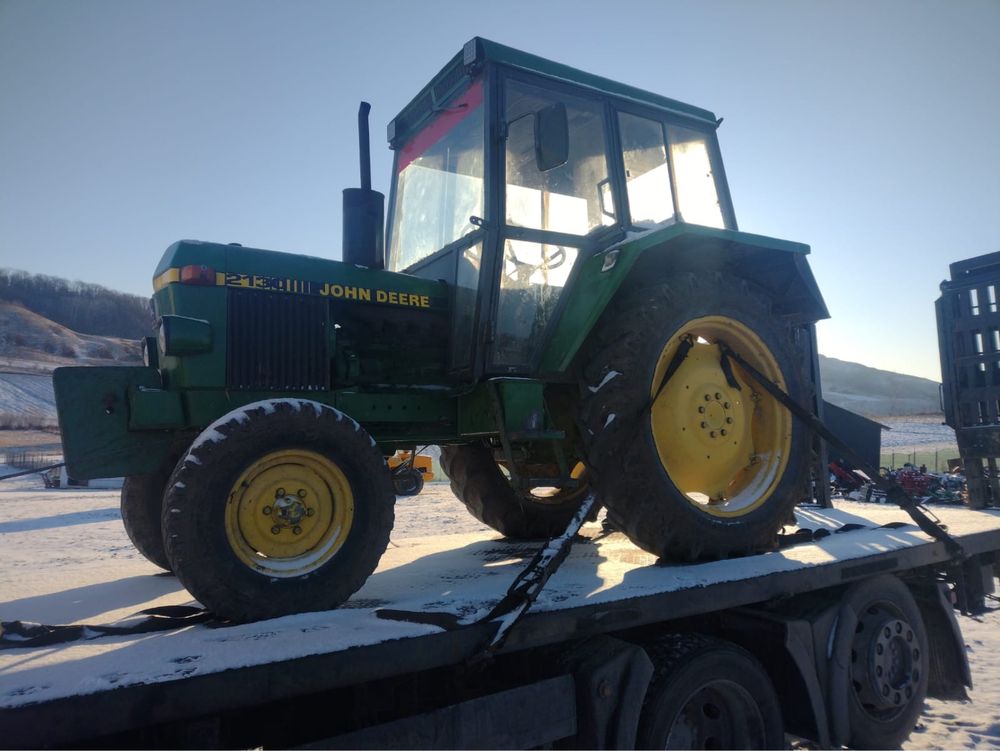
<box><xmin>53</xmin><ymin>366</ymin><xmax>183</xmax><ymax>479</ymax></box>
<box><xmin>539</xmin><ymin>222</ymin><xmax>829</xmax><ymax>373</ymax></box>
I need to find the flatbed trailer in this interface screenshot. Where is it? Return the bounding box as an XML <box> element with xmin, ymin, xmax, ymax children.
<box><xmin>2</xmin><ymin>489</ymin><xmax>999</xmax><ymax>749</ymax></box>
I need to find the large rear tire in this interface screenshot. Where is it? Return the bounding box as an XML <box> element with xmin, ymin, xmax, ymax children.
<box><xmin>162</xmin><ymin>399</ymin><xmax>394</xmax><ymax>623</ymax></box>
<box><xmin>440</xmin><ymin>444</ymin><xmax>586</xmax><ymax>538</ymax></box>
<box><xmin>579</xmin><ymin>272</ymin><xmax>810</xmax><ymax>560</ymax></box>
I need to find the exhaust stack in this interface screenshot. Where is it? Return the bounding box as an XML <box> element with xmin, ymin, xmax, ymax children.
<box><xmin>343</xmin><ymin>101</ymin><xmax>385</xmax><ymax>269</ymax></box>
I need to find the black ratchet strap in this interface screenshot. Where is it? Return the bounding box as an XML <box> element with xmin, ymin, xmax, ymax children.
<box><xmin>377</xmin><ymin>493</ymin><xmax>601</xmax><ymax>661</ymax></box>
<box><xmin>0</xmin><ymin>606</ymin><xmax>212</xmax><ymax>650</ymax></box>
<box><xmin>641</xmin><ymin>335</ymin><xmax>694</xmax><ymax>416</ymax></box>
<box><xmin>718</xmin><ymin>344</ymin><xmax>965</xmax><ymax>558</ymax></box>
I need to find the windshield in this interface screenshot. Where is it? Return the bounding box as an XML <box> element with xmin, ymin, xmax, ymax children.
<box><xmin>387</xmin><ymin>81</ymin><xmax>485</xmax><ymax>272</ymax></box>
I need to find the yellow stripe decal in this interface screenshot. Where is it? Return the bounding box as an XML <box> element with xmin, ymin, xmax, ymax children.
<box><xmin>153</xmin><ymin>268</ymin><xmax>180</xmax><ymax>291</ymax></box>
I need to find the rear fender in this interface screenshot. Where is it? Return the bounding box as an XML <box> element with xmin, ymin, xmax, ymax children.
<box><xmin>539</xmin><ymin>223</ymin><xmax>829</xmax><ymax>373</ymax></box>
<box><xmin>53</xmin><ymin>366</ymin><xmax>184</xmax><ymax>479</ymax></box>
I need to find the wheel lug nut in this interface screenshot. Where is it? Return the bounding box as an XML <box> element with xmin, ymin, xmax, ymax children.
<box><xmin>720</xmin><ymin>429</ymin><xmax>727</xmax><ymax>436</ymax></box>
<box><xmin>726</xmin><ymin>417</ymin><xmax>733</xmax><ymax>424</ymax></box>
<box><xmin>700</xmin><ymin>422</ymin><xmax>707</xmax><ymax>428</ymax></box>
<box><xmin>263</xmin><ymin>505</ymin><xmax>272</xmax><ymax>515</ymax></box>
<box><xmin>297</xmin><ymin>489</ymin><xmax>307</xmax><ymax>498</ymax></box>
<box><xmin>715</xmin><ymin>392</ymin><xmax>721</xmax><ymax>400</ymax></box>
<box><xmin>293</xmin><ymin>526</ymin><xmax>302</xmax><ymax>535</ymax></box>
<box><xmin>276</xmin><ymin>488</ymin><xmax>285</xmax><ymax>498</ymax></box>
<box><xmin>723</xmin><ymin>402</ymin><xmax>731</xmax><ymax>409</ymax></box>
<box><xmin>698</xmin><ymin>406</ymin><xmax>705</xmax><ymax>413</ymax></box>
<box><xmin>271</xmin><ymin>525</ymin><xmax>281</xmax><ymax>535</ymax></box>
<box><xmin>306</xmin><ymin>508</ymin><xmax>315</xmax><ymax>517</ymax></box>
<box><xmin>709</xmin><ymin>431</ymin><xmax>716</xmax><ymax>438</ymax></box>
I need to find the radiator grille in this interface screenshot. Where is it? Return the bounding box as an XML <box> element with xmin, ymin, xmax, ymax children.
<box><xmin>226</xmin><ymin>289</ymin><xmax>329</xmax><ymax>391</ymax></box>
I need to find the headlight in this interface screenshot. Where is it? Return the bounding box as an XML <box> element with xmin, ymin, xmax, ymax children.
<box><xmin>158</xmin><ymin>315</ymin><xmax>212</xmax><ymax>356</ymax></box>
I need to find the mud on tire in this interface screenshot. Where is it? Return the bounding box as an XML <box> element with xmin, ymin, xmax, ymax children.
<box><xmin>579</xmin><ymin>272</ymin><xmax>811</xmax><ymax>561</ymax></box>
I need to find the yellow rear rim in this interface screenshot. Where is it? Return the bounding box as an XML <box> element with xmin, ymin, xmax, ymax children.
<box><xmin>225</xmin><ymin>449</ymin><xmax>354</xmax><ymax>577</ymax></box>
<box><xmin>649</xmin><ymin>316</ymin><xmax>792</xmax><ymax>517</ymax></box>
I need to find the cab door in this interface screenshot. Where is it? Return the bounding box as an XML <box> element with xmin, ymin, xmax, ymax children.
<box><xmin>488</xmin><ymin>76</ymin><xmax>620</xmax><ymax>374</ymax></box>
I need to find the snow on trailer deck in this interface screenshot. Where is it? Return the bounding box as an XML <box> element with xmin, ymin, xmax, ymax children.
<box><xmin>3</xmin><ymin>476</ymin><xmax>1000</xmax><ymax>747</ymax></box>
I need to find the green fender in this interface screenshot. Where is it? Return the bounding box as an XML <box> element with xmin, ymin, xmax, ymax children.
<box><xmin>539</xmin><ymin>223</ymin><xmax>829</xmax><ymax>373</ymax></box>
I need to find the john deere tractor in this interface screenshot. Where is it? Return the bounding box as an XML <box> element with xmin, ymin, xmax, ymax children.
<box><xmin>55</xmin><ymin>38</ymin><xmax>828</xmax><ymax>622</ymax></box>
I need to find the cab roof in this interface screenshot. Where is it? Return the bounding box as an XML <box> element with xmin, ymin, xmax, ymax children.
<box><xmin>388</xmin><ymin>37</ymin><xmax>719</xmax><ymax>148</ymax></box>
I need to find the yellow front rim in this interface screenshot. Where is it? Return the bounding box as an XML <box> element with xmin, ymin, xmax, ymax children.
<box><xmin>225</xmin><ymin>449</ymin><xmax>354</xmax><ymax>577</ymax></box>
<box><xmin>649</xmin><ymin>316</ymin><xmax>792</xmax><ymax>517</ymax></box>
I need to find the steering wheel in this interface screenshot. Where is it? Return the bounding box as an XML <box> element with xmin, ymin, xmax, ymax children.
<box><xmin>504</xmin><ymin>244</ymin><xmax>568</xmax><ymax>285</ymax></box>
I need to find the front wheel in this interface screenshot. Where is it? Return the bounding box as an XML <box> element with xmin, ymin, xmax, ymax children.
<box><xmin>579</xmin><ymin>272</ymin><xmax>810</xmax><ymax>560</ymax></box>
<box><xmin>121</xmin><ymin>474</ymin><xmax>172</xmax><ymax>571</ymax></box>
<box><xmin>162</xmin><ymin>399</ymin><xmax>394</xmax><ymax>623</ymax></box>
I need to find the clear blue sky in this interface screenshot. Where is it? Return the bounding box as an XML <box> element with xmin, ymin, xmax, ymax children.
<box><xmin>1</xmin><ymin>0</ymin><xmax>998</xmax><ymax>381</ymax></box>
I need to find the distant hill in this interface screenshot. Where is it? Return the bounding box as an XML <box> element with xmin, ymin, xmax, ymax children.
<box><xmin>818</xmin><ymin>355</ymin><xmax>940</xmax><ymax>417</ymax></box>
<box><xmin>0</xmin><ymin>268</ymin><xmax>153</xmax><ymax>340</ymax></box>
<box><xmin>0</xmin><ymin>301</ymin><xmax>142</xmax><ymax>427</ymax></box>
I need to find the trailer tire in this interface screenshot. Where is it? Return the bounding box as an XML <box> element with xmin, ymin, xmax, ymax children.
<box><xmin>162</xmin><ymin>399</ymin><xmax>394</xmax><ymax>623</ymax></box>
<box><xmin>579</xmin><ymin>272</ymin><xmax>809</xmax><ymax>560</ymax></box>
<box><xmin>637</xmin><ymin>634</ymin><xmax>784</xmax><ymax>749</ymax></box>
<box><xmin>440</xmin><ymin>444</ymin><xmax>585</xmax><ymax>538</ymax></box>
<box><xmin>832</xmin><ymin>575</ymin><xmax>929</xmax><ymax>749</ymax></box>
<box><xmin>121</xmin><ymin>473</ymin><xmax>172</xmax><ymax>571</ymax></box>
<box><xmin>393</xmin><ymin>467</ymin><xmax>425</xmax><ymax>496</ymax></box>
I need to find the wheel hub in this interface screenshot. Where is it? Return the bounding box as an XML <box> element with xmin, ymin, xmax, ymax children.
<box><xmin>649</xmin><ymin>316</ymin><xmax>791</xmax><ymax>516</ymax></box>
<box><xmin>225</xmin><ymin>449</ymin><xmax>354</xmax><ymax>576</ymax></box>
<box><xmin>852</xmin><ymin>610</ymin><xmax>921</xmax><ymax>714</ymax></box>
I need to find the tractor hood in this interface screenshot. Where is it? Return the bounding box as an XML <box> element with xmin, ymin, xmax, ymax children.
<box><xmin>152</xmin><ymin>240</ymin><xmax>448</xmax><ymax>311</ymax></box>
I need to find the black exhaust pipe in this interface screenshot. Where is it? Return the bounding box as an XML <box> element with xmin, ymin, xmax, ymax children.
<box><xmin>343</xmin><ymin>101</ymin><xmax>385</xmax><ymax>269</ymax></box>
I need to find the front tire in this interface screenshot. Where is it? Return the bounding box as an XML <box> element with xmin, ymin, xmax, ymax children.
<box><xmin>162</xmin><ymin>399</ymin><xmax>394</xmax><ymax>623</ymax></box>
<box><xmin>121</xmin><ymin>474</ymin><xmax>172</xmax><ymax>571</ymax></box>
<box><xmin>580</xmin><ymin>272</ymin><xmax>810</xmax><ymax>560</ymax></box>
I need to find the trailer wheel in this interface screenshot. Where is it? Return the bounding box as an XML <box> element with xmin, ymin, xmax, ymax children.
<box><xmin>162</xmin><ymin>399</ymin><xmax>394</xmax><ymax>623</ymax></box>
<box><xmin>393</xmin><ymin>467</ymin><xmax>425</xmax><ymax>496</ymax></box>
<box><xmin>834</xmin><ymin>576</ymin><xmax>929</xmax><ymax>749</ymax></box>
<box><xmin>579</xmin><ymin>272</ymin><xmax>809</xmax><ymax>560</ymax></box>
<box><xmin>121</xmin><ymin>473</ymin><xmax>172</xmax><ymax>571</ymax></box>
<box><xmin>637</xmin><ymin>634</ymin><xmax>784</xmax><ymax>749</ymax></box>
<box><xmin>440</xmin><ymin>444</ymin><xmax>586</xmax><ymax>538</ymax></box>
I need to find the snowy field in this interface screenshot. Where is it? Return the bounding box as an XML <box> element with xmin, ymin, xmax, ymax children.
<box><xmin>2</xmin><ymin>470</ymin><xmax>1000</xmax><ymax>748</ymax></box>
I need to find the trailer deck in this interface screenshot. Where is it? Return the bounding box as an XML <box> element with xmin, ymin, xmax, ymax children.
<box><xmin>3</xmin><ymin>479</ymin><xmax>1000</xmax><ymax>746</ymax></box>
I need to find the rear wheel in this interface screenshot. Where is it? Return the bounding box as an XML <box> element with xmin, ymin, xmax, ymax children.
<box><xmin>162</xmin><ymin>399</ymin><xmax>394</xmax><ymax>622</ymax></box>
<box><xmin>580</xmin><ymin>272</ymin><xmax>809</xmax><ymax>560</ymax></box>
<box><xmin>440</xmin><ymin>444</ymin><xmax>587</xmax><ymax>538</ymax></box>
<box><xmin>637</xmin><ymin>634</ymin><xmax>784</xmax><ymax>749</ymax></box>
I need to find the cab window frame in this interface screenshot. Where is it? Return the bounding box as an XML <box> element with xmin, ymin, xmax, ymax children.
<box><xmin>612</xmin><ymin>101</ymin><xmax>738</xmax><ymax>232</ymax></box>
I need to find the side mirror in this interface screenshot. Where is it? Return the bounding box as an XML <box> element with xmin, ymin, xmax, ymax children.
<box><xmin>535</xmin><ymin>103</ymin><xmax>569</xmax><ymax>172</ymax></box>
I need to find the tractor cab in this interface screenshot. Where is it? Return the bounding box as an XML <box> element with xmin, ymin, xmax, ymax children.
<box><xmin>385</xmin><ymin>37</ymin><xmax>736</xmax><ymax>378</ymax></box>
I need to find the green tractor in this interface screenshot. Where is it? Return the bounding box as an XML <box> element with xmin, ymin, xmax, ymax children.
<box><xmin>55</xmin><ymin>38</ymin><xmax>827</xmax><ymax>622</ymax></box>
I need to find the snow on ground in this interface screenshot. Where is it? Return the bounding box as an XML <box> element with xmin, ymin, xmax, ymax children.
<box><xmin>0</xmin><ymin>372</ymin><xmax>56</xmax><ymax>425</ymax></box>
<box><xmin>3</xmin><ymin>473</ymin><xmax>1000</xmax><ymax>747</ymax></box>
